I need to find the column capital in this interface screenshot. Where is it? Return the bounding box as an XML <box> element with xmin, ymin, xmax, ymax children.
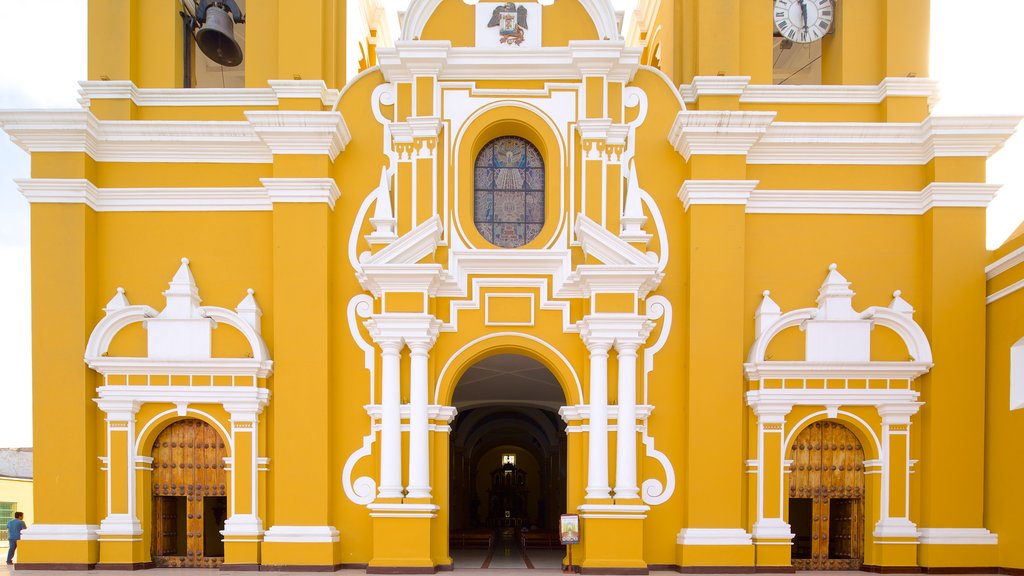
<box><xmin>365</xmin><ymin>313</ymin><xmax>441</xmax><ymax>349</ymax></box>
<box><xmin>224</xmin><ymin>397</ymin><xmax>270</xmax><ymax>423</ymax></box>
<box><xmin>877</xmin><ymin>402</ymin><xmax>922</xmax><ymax>425</ymax></box>
<box><xmin>577</xmin><ymin>313</ymin><xmax>654</xmax><ymax>350</ymax></box>
<box><xmin>94</xmin><ymin>398</ymin><xmax>142</xmax><ymax>422</ymax></box>
<box><xmin>751</xmin><ymin>402</ymin><xmax>793</xmax><ymax>424</ymax></box>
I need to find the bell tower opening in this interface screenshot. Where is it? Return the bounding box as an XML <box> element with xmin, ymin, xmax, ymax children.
<box><xmin>449</xmin><ymin>354</ymin><xmax>567</xmax><ymax>570</ymax></box>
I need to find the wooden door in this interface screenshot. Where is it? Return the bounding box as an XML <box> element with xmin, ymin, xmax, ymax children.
<box><xmin>150</xmin><ymin>419</ymin><xmax>228</xmax><ymax>568</ymax></box>
<box><xmin>789</xmin><ymin>421</ymin><xmax>864</xmax><ymax>570</ymax></box>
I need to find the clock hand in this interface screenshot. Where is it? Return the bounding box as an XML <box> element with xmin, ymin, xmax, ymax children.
<box><xmin>800</xmin><ymin>0</ymin><xmax>809</xmax><ymax>31</ymax></box>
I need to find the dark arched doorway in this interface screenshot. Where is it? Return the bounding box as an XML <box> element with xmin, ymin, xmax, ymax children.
<box><xmin>449</xmin><ymin>354</ymin><xmax>567</xmax><ymax>569</ymax></box>
<box><xmin>150</xmin><ymin>418</ymin><xmax>228</xmax><ymax>568</ymax></box>
<box><xmin>789</xmin><ymin>420</ymin><xmax>865</xmax><ymax>571</ymax></box>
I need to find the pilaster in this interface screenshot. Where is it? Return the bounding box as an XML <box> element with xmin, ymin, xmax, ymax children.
<box><xmin>672</xmin><ymin>158</ymin><xmax>755</xmax><ymax>570</ymax></box>
<box><xmin>263</xmin><ymin>175</ymin><xmax>339</xmax><ymax>567</ymax></box>
<box><xmin>16</xmin><ymin>202</ymin><xmax>101</xmax><ymax>568</ymax></box>
<box><xmin>221</xmin><ymin>400</ymin><xmax>269</xmax><ymax>568</ymax></box>
<box><xmin>918</xmin><ymin>178</ymin><xmax>990</xmax><ymax>569</ymax></box>
<box><xmin>95</xmin><ymin>398</ymin><xmax>146</xmax><ymax>568</ymax></box>
<box><xmin>751</xmin><ymin>404</ymin><xmax>795</xmax><ymax>569</ymax></box>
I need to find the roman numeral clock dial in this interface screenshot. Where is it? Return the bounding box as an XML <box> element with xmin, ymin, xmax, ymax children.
<box><xmin>775</xmin><ymin>0</ymin><xmax>834</xmax><ymax>44</ymax></box>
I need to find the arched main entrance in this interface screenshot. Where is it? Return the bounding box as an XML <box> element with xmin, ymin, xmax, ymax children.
<box><xmin>449</xmin><ymin>353</ymin><xmax>568</xmax><ymax>570</ymax></box>
<box><xmin>789</xmin><ymin>420</ymin><xmax>865</xmax><ymax>571</ymax></box>
<box><xmin>150</xmin><ymin>418</ymin><xmax>228</xmax><ymax>568</ymax></box>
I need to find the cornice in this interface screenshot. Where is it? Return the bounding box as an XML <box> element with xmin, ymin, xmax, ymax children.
<box><xmin>745</xmin><ymin>387</ymin><xmax>922</xmax><ymax>409</ymax></box>
<box><xmin>78</xmin><ymin>80</ymin><xmax>339</xmax><ymax>108</ymax></box>
<box><xmin>747</xmin><ymin>115</ymin><xmax>1022</xmax><ymax>165</ymax></box>
<box><xmin>0</xmin><ymin>109</ymin><xmax>270</xmax><ymax>163</ymax></box>
<box><xmin>245</xmin><ymin>110</ymin><xmax>351</xmax><ymax>159</ymax></box>
<box><xmin>986</xmin><ymin>244</ymin><xmax>1024</xmax><ymax>280</ymax></box>
<box><xmin>267</xmin><ymin>80</ymin><xmax>340</xmax><ymax>106</ymax></box>
<box><xmin>743</xmin><ymin>361</ymin><xmax>933</xmax><ymax>382</ymax></box>
<box><xmin>95</xmin><ymin>384</ymin><xmax>271</xmax><ymax>410</ymax></box>
<box><xmin>679</xmin><ymin>76</ymin><xmax>940</xmax><ymax>106</ymax></box>
<box><xmin>668</xmin><ymin>110</ymin><xmax>776</xmax><ymax>160</ymax></box>
<box><xmin>88</xmin><ymin>357</ymin><xmax>273</xmax><ymax>378</ymax></box>
<box><xmin>17</xmin><ymin>178</ymin><xmax>271</xmax><ymax>211</ymax></box>
<box><xmin>377</xmin><ymin>41</ymin><xmax>642</xmax><ymax>83</ymax></box>
<box><xmin>260</xmin><ymin>178</ymin><xmax>341</xmax><ymax>209</ymax></box>
<box><xmin>678</xmin><ymin>180</ymin><xmax>758</xmax><ymax>211</ymax></box>
<box><xmin>746</xmin><ymin>183</ymin><xmax>1000</xmax><ymax>215</ymax></box>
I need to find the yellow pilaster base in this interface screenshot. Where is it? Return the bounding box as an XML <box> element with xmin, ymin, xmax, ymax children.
<box><xmin>754</xmin><ymin>542</ymin><xmax>793</xmax><ymax>570</ymax></box>
<box><xmin>368</xmin><ymin>505</ymin><xmax>439</xmax><ymax>573</ymax></box>
<box><xmin>16</xmin><ymin>539</ymin><xmax>100</xmax><ymax>569</ymax></box>
<box><xmin>865</xmin><ymin>541</ymin><xmax>919</xmax><ymax>570</ymax></box>
<box><xmin>261</xmin><ymin>541</ymin><xmax>340</xmax><ymax>569</ymax></box>
<box><xmin>675</xmin><ymin>530</ymin><xmax>755</xmax><ymax>571</ymax></box>
<box><xmin>918</xmin><ymin>543</ymin><xmax>997</xmax><ymax>570</ymax></box>
<box><xmin>578</xmin><ymin>504</ymin><xmax>649</xmax><ymax>573</ymax></box>
<box><xmin>223</xmin><ymin>540</ymin><xmax>262</xmax><ymax>569</ymax></box>
<box><xmin>97</xmin><ymin>537</ymin><xmax>150</xmax><ymax>569</ymax></box>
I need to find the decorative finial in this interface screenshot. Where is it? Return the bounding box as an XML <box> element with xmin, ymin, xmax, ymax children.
<box><xmin>181</xmin><ymin>257</ymin><xmax>190</xmax><ymax>264</ymax></box>
<box><xmin>762</xmin><ymin>290</ymin><xmax>770</xmax><ymax>297</ymax></box>
<box><xmin>247</xmin><ymin>288</ymin><xmax>255</xmax><ymax>295</ymax></box>
<box><xmin>117</xmin><ymin>287</ymin><xmax>125</xmax><ymax>294</ymax></box>
<box><xmin>893</xmin><ymin>290</ymin><xmax>902</xmax><ymax>298</ymax></box>
<box><xmin>829</xmin><ymin>263</ymin><xmax>837</xmax><ymax>271</ymax></box>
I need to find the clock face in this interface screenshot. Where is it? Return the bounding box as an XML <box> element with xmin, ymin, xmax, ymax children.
<box><xmin>774</xmin><ymin>0</ymin><xmax>834</xmax><ymax>44</ymax></box>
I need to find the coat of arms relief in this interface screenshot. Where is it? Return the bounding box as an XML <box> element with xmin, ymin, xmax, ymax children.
<box><xmin>487</xmin><ymin>2</ymin><xmax>529</xmax><ymax>45</ymax></box>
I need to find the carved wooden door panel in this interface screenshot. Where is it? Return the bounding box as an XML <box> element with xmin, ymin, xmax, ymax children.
<box><xmin>151</xmin><ymin>419</ymin><xmax>228</xmax><ymax>568</ymax></box>
<box><xmin>789</xmin><ymin>421</ymin><xmax>865</xmax><ymax>570</ymax></box>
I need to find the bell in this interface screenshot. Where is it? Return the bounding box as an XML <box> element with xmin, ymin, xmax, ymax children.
<box><xmin>196</xmin><ymin>4</ymin><xmax>243</xmax><ymax>67</ymax></box>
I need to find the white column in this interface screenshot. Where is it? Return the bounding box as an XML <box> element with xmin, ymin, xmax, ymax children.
<box><xmin>94</xmin><ymin>398</ymin><xmax>143</xmax><ymax>537</ymax></box>
<box><xmin>751</xmin><ymin>403</ymin><xmax>794</xmax><ymax>541</ymax></box>
<box><xmin>378</xmin><ymin>339</ymin><xmax>405</xmax><ymax>499</ymax></box>
<box><xmin>874</xmin><ymin>403</ymin><xmax>920</xmax><ymax>538</ymax></box>
<box><xmin>586</xmin><ymin>340</ymin><xmax>612</xmax><ymax>500</ymax></box>
<box><xmin>222</xmin><ymin>398</ymin><xmax>269</xmax><ymax>538</ymax></box>
<box><xmin>406</xmin><ymin>339</ymin><xmax>432</xmax><ymax>499</ymax></box>
<box><xmin>614</xmin><ymin>341</ymin><xmax>640</xmax><ymax>500</ymax></box>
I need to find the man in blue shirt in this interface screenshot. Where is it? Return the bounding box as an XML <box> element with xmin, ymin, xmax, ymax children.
<box><xmin>7</xmin><ymin>511</ymin><xmax>26</xmax><ymax>565</ymax></box>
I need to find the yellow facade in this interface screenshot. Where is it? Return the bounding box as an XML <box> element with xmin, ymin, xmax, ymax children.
<box><xmin>1</xmin><ymin>0</ymin><xmax>1022</xmax><ymax>573</ymax></box>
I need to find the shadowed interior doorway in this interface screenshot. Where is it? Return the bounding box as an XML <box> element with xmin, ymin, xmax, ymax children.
<box><xmin>449</xmin><ymin>354</ymin><xmax>568</xmax><ymax>569</ymax></box>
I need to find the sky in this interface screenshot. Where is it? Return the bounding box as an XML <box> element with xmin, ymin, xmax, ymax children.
<box><xmin>0</xmin><ymin>0</ymin><xmax>1022</xmax><ymax>448</ymax></box>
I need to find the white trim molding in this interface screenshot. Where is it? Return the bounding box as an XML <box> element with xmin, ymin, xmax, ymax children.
<box><xmin>746</xmin><ymin>183</ymin><xmax>1000</xmax><ymax>215</ymax></box>
<box><xmin>0</xmin><ymin>110</ymin><xmax>270</xmax><ymax>164</ymax></box>
<box><xmin>19</xmin><ymin>524</ymin><xmax>100</xmax><ymax>541</ymax></box>
<box><xmin>917</xmin><ymin>528</ymin><xmax>998</xmax><ymax>546</ymax></box>
<box><xmin>676</xmin><ymin>528</ymin><xmax>753</xmax><ymax>546</ymax></box>
<box><xmin>679</xmin><ymin>76</ymin><xmax>940</xmax><ymax>106</ymax></box>
<box><xmin>245</xmin><ymin>111</ymin><xmax>351</xmax><ymax>160</ymax></box>
<box><xmin>367</xmin><ymin>503</ymin><xmax>440</xmax><ymax>519</ymax></box>
<box><xmin>17</xmin><ymin>178</ymin><xmax>272</xmax><ymax>212</ymax></box>
<box><xmin>668</xmin><ymin>111</ymin><xmax>776</xmax><ymax>160</ymax></box>
<box><xmin>747</xmin><ymin>116</ymin><xmax>1022</xmax><ymax>165</ymax></box>
<box><xmin>986</xmin><ymin>245</ymin><xmax>1024</xmax><ymax>280</ymax></box>
<box><xmin>78</xmin><ymin>80</ymin><xmax>339</xmax><ymax>108</ymax></box>
<box><xmin>263</xmin><ymin>525</ymin><xmax>341</xmax><ymax>543</ymax></box>
<box><xmin>678</xmin><ymin>180</ymin><xmax>758</xmax><ymax>211</ymax></box>
<box><xmin>261</xmin><ymin>178</ymin><xmax>341</xmax><ymax>210</ymax></box>
<box><xmin>377</xmin><ymin>41</ymin><xmax>641</xmax><ymax>83</ymax></box>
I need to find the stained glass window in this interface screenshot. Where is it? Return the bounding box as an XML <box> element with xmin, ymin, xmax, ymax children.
<box><xmin>474</xmin><ymin>136</ymin><xmax>544</xmax><ymax>248</ymax></box>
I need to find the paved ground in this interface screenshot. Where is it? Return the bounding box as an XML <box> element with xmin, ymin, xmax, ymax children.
<box><xmin>0</xmin><ymin>568</ymin><xmax>1007</xmax><ymax>576</ymax></box>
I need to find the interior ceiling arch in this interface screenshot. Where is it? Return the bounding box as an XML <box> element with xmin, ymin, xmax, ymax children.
<box><xmin>451</xmin><ymin>353</ymin><xmax>566</xmax><ymax>411</ymax></box>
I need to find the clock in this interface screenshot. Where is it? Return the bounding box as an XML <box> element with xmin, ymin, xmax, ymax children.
<box><xmin>774</xmin><ymin>0</ymin><xmax>834</xmax><ymax>44</ymax></box>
